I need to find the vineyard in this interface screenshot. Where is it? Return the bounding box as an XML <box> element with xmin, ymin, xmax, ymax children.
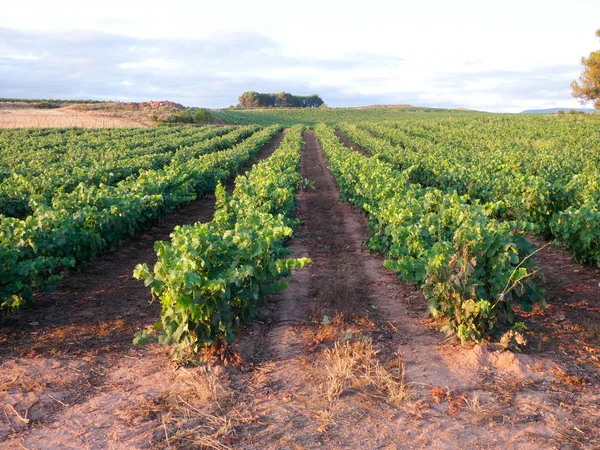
<box><xmin>1</xmin><ymin>114</ymin><xmax>600</xmax><ymax>448</ymax></box>
<box><xmin>211</xmin><ymin>105</ymin><xmax>476</xmax><ymax>126</ymax></box>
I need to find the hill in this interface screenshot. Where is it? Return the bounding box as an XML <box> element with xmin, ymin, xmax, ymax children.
<box><xmin>521</xmin><ymin>107</ymin><xmax>596</xmax><ymax>114</ymax></box>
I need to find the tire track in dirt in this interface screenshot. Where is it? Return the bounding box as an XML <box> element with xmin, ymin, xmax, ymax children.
<box><xmin>0</xmin><ymin>132</ymin><xmax>286</xmax><ymax>448</ymax></box>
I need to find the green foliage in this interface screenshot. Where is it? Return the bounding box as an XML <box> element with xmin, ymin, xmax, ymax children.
<box><xmin>0</xmin><ymin>125</ymin><xmax>283</xmax><ymax>311</ymax></box>
<box><xmin>237</xmin><ymin>92</ymin><xmax>324</xmax><ymax>108</ymax></box>
<box><xmin>160</xmin><ymin>108</ymin><xmax>214</xmax><ymax>124</ymax></box>
<box><xmin>212</xmin><ymin>106</ymin><xmax>475</xmax><ymax>126</ymax></box>
<box><xmin>572</xmin><ymin>29</ymin><xmax>600</xmax><ymax>109</ymax></box>
<box><xmin>193</xmin><ymin>108</ymin><xmax>212</xmax><ymax>124</ymax></box>
<box><xmin>35</xmin><ymin>101</ymin><xmax>61</xmax><ymax>109</ymax></box>
<box><xmin>551</xmin><ymin>202</ymin><xmax>600</xmax><ymax>266</ymax></box>
<box><xmin>133</xmin><ymin>125</ymin><xmax>310</xmax><ymax>357</ymax></box>
<box><xmin>339</xmin><ymin>116</ymin><xmax>600</xmax><ymax>260</ymax></box>
<box><xmin>315</xmin><ymin>124</ymin><xmax>544</xmax><ymax>344</ymax></box>
<box><xmin>0</xmin><ymin>126</ymin><xmax>238</xmax><ymax>218</ymax></box>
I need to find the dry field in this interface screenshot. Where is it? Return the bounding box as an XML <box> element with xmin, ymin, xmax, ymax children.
<box><xmin>0</xmin><ymin>108</ymin><xmax>148</xmax><ymax>128</ymax></box>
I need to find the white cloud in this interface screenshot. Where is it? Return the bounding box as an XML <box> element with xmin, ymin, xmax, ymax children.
<box><xmin>1</xmin><ymin>0</ymin><xmax>599</xmax><ymax>111</ymax></box>
<box><xmin>120</xmin><ymin>58</ymin><xmax>183</xmax><ymax>71</ymax></box>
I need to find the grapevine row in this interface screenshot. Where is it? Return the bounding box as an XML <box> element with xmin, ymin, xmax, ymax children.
<box><xmin>134</xmin><ymin>125</ymin><xmax>310</xmax><ymax>356</ymax></box>
<box><xmin>0</xmin><ymin>125</ymin><xmax>280</xmax><ymax>311</ymax></box>
<box><xmin>341</xmin><ymin>120</ymin><xmax>600</xmax><ymax>266</ymax></box>
<box><xmin>0</xmin><ymin>126</ymin><xmax>243</xmax><ymax>218</ymax></box>
<box><xmin>315</xmin><ymin>124</ymin><xmax>544</xmax><ymax>343</ymax></box>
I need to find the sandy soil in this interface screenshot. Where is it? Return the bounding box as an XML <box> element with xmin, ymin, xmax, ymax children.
<box><xmin>0</xmin><ymin>108</ymin><xmax>147</xmax><ymax>128</ymax></box>
<box><xmin>1</xmin><ymin>130</ymin><xmax>599</xmax><ymax>449</ymax></box>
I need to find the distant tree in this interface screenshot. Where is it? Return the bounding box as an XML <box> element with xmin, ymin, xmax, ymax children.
<box><xmin>557</xmin><ymin>109</ymin><xmax>565</xmax><ymax>115</ymax></box>
<box><xmin>193</xmin><ymin>108</ymin><xmax>212</xmax><ymax>124</ymax></box>
<box><xmin>238</xmin><ymin>91</ymin><xmax>260</xmax><ymax>108</ymax></box>
<box><xmin>237</xmin><ymin>92</ymin><xmax>325</xmax><ymax>108</ymax></box>
<box><xmin>572</xmin><ymin>29</ymin><xmax>600</xmax><ymax>109</ymax></box>
<box><xmin>257</xmin><ymin>93</ymin><xmax>275</xmax><ymax>107</ymax></box>
<box><xmin>307</xmin><ymin>94</ymin><xmax>324</xmax><ymax>108</ymax></box>
<box><xmin>275</xmin><ymin>92</ymin><xmax>293</xmax><ymax>107</ymax></box>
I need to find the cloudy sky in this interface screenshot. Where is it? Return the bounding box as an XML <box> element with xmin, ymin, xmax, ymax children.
<box><xmin>1</xmin><ymin>0</ymin><xmax>599</xmax><ymax>112</ymax></box>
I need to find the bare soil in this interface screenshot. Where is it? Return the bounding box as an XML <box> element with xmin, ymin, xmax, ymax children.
<box><xmin>0</xmin><ymin>108</ymin><xmax>148</xmax><ymax>128</ymax></box>
<box><xmin>1</xmin><ymin>130</ymin><xmax>599</xmax><ymax>449</ymax></box>
<box><xmin>521</xmin><ymin>238</ymin><xmax>600</xmax><ymax>384</ymax></box>
<box><xmin>63</xmin><ymin>103</ymin><xmax>179</xmax><ymax>127</ymax></box>
<box><xmin>334</xmin><ymin>129</ymin><xmax>371</xmax><ymax>157</ymax></box>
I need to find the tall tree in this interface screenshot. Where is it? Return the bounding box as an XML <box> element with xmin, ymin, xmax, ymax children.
<box><xmin>572</xmin><ymin>29</ymin><xmax>600</xmax><ymax>109</ymax></box>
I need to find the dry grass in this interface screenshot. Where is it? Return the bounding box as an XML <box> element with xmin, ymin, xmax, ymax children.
<box><xmin>120</xmin><ymin>394</ymin><xmax>171</xmax><ymax>426</ymax></box>
<box><xmin>0</xmin><ymin>370</ymin><xmax>47</xmax><ymax>395</ymax></box>
<box><xmin>117</xmin><ymin>366</ymin><xmax>257</xmax><ymax>449</ymax></box>
<box><xmin>463</xmin><ymin>393</ymin><xmax>502</xmax><ymax>425</ymax></box>
<box><xmin>164</xmin><ymin>403</ymin><xmax>235</xmax><ymax>450</ymax></box>
<box><xmin>371</xmin><ymin>353</ymin><xmax>412</xmax><ymax>405</ymax></box>
<box><xmin>551</xmin><ymin>366</ymin><xmax>588</xmax><ymax>389</ymax></box>
<box><xmin>314</xmin><ymin>402</ymin><xmax>343</xmax><ymax>433</ymax></box>
<box><xmin>300</xmin><ymin>313</ymin><xmax>375</xmax><ymax>350</ymax></box>
<box><xmin>322</xmin><ymin>336</ymin><xmax>414</xmax><ymax>406</ymax></box>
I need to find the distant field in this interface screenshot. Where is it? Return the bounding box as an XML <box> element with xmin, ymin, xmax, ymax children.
<box><xmin>211</xmin><ymin>106</ymin><xmax>483</xmax><ymax>126</ymax></box>
<box><xmin>0</xmin><ymin>108</ymin><xmax>148</xmax><ymax>128</ymax></box>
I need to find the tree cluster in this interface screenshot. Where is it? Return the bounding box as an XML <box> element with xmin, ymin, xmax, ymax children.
<box><xmin>572</xmin><ymin>29</ymin><xmax>600</xmax><ymax>109</ymax></box>
<box><xmin>238</xmin><ymin>91</ymin><xmax>324</xmax><ymax>108</ymax></box>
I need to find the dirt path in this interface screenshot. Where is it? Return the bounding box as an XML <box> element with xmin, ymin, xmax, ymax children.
<box><xmin>334</xmin><ymin>129</ymin><xmax>371</xmax><ymax>157</ymax></box>
<box><xmin>223</xmin><ymin>129</ymin><xmax>396</xmax><ymax>447</ymax></box>
<box><xmin>0</xmin><ymin>132</ymin><xmax>285</xmax><ymax>449</ymax></box>
<box><xmin>524</xmin><ymin>238</ymin><xmax>600</xmax><ymax>382</ymax></box>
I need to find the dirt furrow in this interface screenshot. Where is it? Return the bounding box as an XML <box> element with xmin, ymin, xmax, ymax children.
<box><xmin>0</xmin><ymin>132</ymin><xmax>286</xmax><ymax>448</ymax></box>
<box><xmin>334</xmin><ymin>129</ymin><xmax>370</xmax><ymax>157</ymax></box>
